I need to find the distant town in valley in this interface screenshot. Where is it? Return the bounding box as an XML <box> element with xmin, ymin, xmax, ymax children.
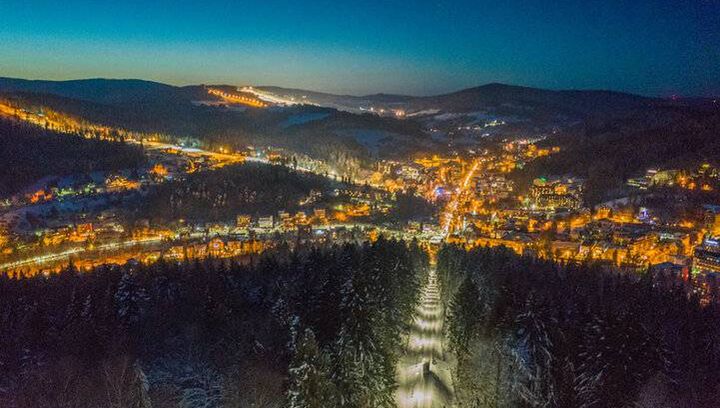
<box><xmin>2</xmin><ymin>0</ymin><xmax>720</xmax><ymax>406</ymax></box>
<box><xmin>2</xmin><ymin>80</ymin><xmax>718</xmax><ymax>284</ymax></box>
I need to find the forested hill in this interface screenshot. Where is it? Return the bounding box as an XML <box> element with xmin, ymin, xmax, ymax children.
<box><xmin>257</xmin><ymin>82</ymin><xmax>660</xmax><ymax>121</ymax></box>
<box><xmin>139</xmin><ymin>162</ymin><xmax>338</xmax><ymax>221</ymax></box>
<box><xmin>0</xmin><ymin>118</ymin><xmax>146</xmax><ymax>196</ymax></box>
<box><xmin>409</xmin><ymin>83</ymin><xmax>657</xmax><ymax>119</ymax></box>
<box><xmin>516</xmin><ymin>104</ymin><xmax>720</xmax><ymax>204</ymax></box>
<box><xmin>0</xmin><ymin>77</ymin><xmax>210</xmax><ymax>106</ymax></box>
<box><xmin>0</xmin><ymin>79</ymin><xmax>439</xmax><ymax>173</ymax></box>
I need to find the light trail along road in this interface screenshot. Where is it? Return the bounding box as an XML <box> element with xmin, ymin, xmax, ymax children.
<box><xmin>441</xmin><ymin>159</ymin><xmax>480</xmax><ymax>236</ymax></box>
<box><xmin>397</xmin><ymin>268</ymin><xmax>454</xmax><ymax>407</ymax></box>
<box><xmin>396</xmin><ymin>158</ymin><xmax>482</xmax><ymax>406</ymax></box>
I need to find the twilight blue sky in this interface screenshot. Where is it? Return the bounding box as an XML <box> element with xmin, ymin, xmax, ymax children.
<box><xmin>1</xmin><ymin>0</ymin><xmax>718</xmax><ymax>96</ymax></box>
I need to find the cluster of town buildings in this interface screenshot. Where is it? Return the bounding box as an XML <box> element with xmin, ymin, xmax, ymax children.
<box><xmin>434</xmin><ymin>153</ymin><xmax>720</xmax><ymax>300</ymax></box>
<box><xmin>3</xmin><ymin>95</ymin><xmax>720</xmax><ymax>301</ymax></box>
<box><xmin>627</xmin><ymin>163</ymin><xmax>718</xmax><ymax>193</ymax></box>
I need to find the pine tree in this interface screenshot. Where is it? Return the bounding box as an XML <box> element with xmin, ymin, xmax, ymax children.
<box><xmin>287</xmin><ymin>329</ymin><xmax>338</xmax><ymax>408</ymax></box>
<box><xmin>576</xmin><ymin>311</ymin><xmax>661</xmax><ymax>408</ymax></box>
<box><xmin>115</xmin><ymin>270</ymin><xmax>148</xmax><ymax>330</ymax></box>
<box><xmin>447</xmin><ymin>275</ymin><xmax>483</xmax><ymax>360</ymax></box>
<box><xmin>510</xmin><ymin>297</ymin><xmax>558</xmax><ymax>408</ymax></box>
<box><xmin>128</xmin><ymin>361</ymin><xmax>153</xmax><ymax>408</ymax></box>
<box><xmin>333</xmin><ymin>263</ymin><xmax>396</xmax><ymax>408</ymax></box>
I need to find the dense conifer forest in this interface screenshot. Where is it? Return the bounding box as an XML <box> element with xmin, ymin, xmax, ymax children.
<box><xmin>139</xmin><ymin>163</ymin><xmax>337</xmax><ymax>222</ymax></box>
<box><xmin>0</xmin><ymin>238</ymin><xmax>427</xmax><ymax>407</ymax></box>
<box><xmin>440</xmin><ymin>245</ymin><xmax>720</xmax><ymax>408</ymax></box>
<box><xmin>0</xmin><ymin>118</ymin><xmax>146</xmax><ymax>196</ymax></box>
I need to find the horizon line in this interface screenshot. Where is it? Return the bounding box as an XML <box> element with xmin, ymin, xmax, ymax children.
<box><xmin>1</xmin><ymin>74</ymin><xmax>713</xmax><ymax>100</ymax></box>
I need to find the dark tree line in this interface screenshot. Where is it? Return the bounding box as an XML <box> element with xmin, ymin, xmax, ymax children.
<box><xmin>439</xmin><ymin>244</ymin><xmax>720</xmax><ymax>408</ymax></box>
<box><xmin>0</xmin><ymin>118</ymin><xmax>146</xmax><ymax>196</ymax></box>
<box><xmin>8</xmin><ymin>90</ymin><xmax>435</xmax><ymax>179</ymax></box>
<box><xmin>514</xmin><ymin>106</ymin><xmax>720</xmax><ymax>204</ymax></box>
<box><xmin>0</xmin><ymin>238</ymin><xmax>428</xmax><ymax>407</ymax></box>
<box><xmin>387</xmin><ymin>189</ymin><xmax>436</xmax><ymax>223</ymax></box>
<box><xmin>140</xmin><ymin>163</ymin><xmax>336</xmax><ymax>222</ymax></box>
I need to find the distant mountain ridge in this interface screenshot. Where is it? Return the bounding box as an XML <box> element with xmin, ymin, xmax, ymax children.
<box><xmin>413</xmin><ymin>83</ymin><xmax>655</xmax><ymax>113</ymax></box>
<box><xmin>256</xmin><ymin>82</ymin><xmax>661</xmax><ymax>120</ymax></box>
<box><xmin>0</xmin><ymin>77</ymin><xmax>663</xmax><ymax>119</ymax></box>
<box><xmin>0</xmin><ymin>77</ymin><xmax>210</xmax><ymax>106</ymax></box>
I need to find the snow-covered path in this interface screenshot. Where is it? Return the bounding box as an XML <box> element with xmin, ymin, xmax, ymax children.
<box><xmin>397</xmin><ymin>268</ymin><xmax>454</xmax><ymax>408</ymax></box>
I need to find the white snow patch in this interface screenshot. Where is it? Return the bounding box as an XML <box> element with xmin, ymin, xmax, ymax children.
<box><xmin>407</xmin><ymin>109</ymin><xmax>441</xmax><ymax>117</ymax></box>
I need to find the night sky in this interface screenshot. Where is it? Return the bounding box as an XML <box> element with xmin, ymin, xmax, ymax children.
<box><xmin>1</xmin><ymin>0</ymin><xmax>718</xmax><ymax>96</ymax></box>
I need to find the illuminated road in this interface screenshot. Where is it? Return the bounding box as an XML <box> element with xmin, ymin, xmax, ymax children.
<box><xmin>142</xmin><ymin>141</ymin><xmax>344</xmax><ymax>181</ymax></box>
<box><xmin>0</xmin><ymin>236</ymin><xmax>165</xmax><ymax>271</ymax></box>
<box><xmin>397</xmin><ymin>268</ymin><xmax>454</xmax><ymax>407</ymax></box>
<box><xmin>398</xmin><ymin>159</ymin><xmax>477</xmax><ymax>406</ymax></box>
<box><xmin>0</xmin><ymin>223</ymin><xmax>420</xmax><ymax>273</ymax></box>
<box><xmin>442</xmin><ymin>159</ymin><xmax>480</xmax><ymax>237</ymax></box>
